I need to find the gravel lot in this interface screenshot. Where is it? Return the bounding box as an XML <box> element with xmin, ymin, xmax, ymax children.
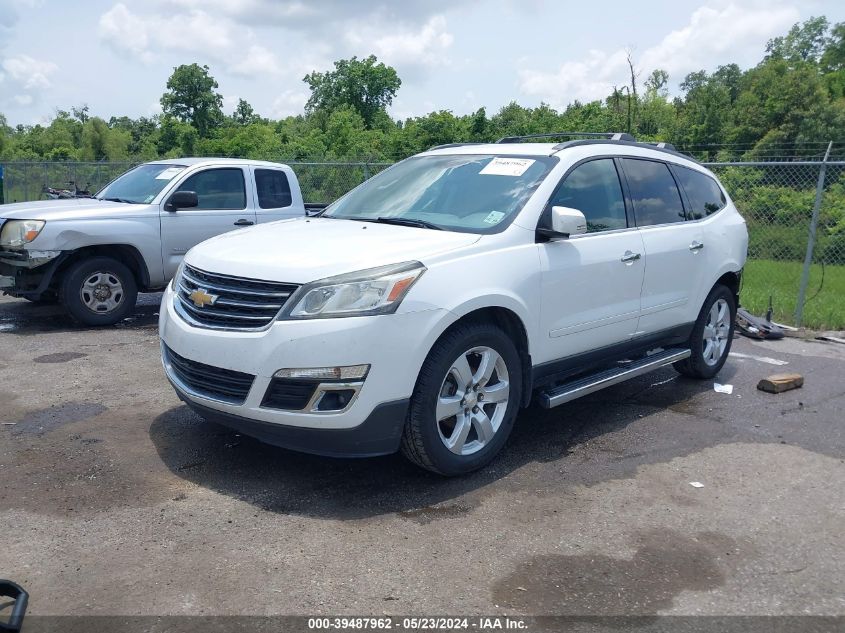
<box><xmin>1</xmin><ymin>293</ymin><xmax>843</xmax><ymax>626</ymax></box>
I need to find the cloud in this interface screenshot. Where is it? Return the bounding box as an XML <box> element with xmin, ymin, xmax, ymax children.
<box><xmin>2</xmin><ymin>53</ymin><xmax>57</xmax><ymax>89</ymax></box>
<box><xmin>98</xmin><ymin>2</ymin><xmax>265</xmax><ymax>76</ymax></box>
<box><xmin>270</xmin><ymin>89</ymin><xmax>309</xmax><ymax>118</ymax></box>
<box><xmin>0</xmin><ymin>53</ymin><xmax>58</xmax><ymax>106</ymax></box>
<box><xmin>349</xmin><ymin>15</ymin><xmax>454</xmax><ymax>70</ymax></box>
<box><xmin>98</xmin><ymin>3</ymin><xmax>234</xmax><ymax>58</ymax></box>
<box><xmin>638</xmin><ymin>3</ymin><xmax>799</xmax><ymax>76</ymax></box>
<box><xmin>162</xmin><ymin>0</ymin><xmax>468</xmax><ymax>31</ymax></box>
<box><xmin>228</xmin><ymin>44</ymin><xmax>284</xmax><ymax>77</ymax></box>
<box><xmin>518</xmin><ymin>2</ymin><xmax>800</xmax><ymax>108</ymax></box>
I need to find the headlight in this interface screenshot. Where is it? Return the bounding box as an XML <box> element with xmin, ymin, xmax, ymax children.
<box><xmin>0</xmin><ymin>220</ymin><xmax>45</xmax><ymax>247</ymax></box>
<box><xmin>281</xmin><ymin>261</ymin><xmax>425</xmax><ymax>319</ymax></box>
<box><xmin>170</xmin><ymin>259</ymin><xmax>186</xmax><ymax>291</ymax></box>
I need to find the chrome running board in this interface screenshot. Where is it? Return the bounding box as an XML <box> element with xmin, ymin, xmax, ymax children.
<box><xmin>538</xmin><ymin>348</ymin><xmax>691</xmax><ymax>409</ymax></box>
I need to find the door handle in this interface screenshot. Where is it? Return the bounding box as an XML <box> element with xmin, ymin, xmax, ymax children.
<box><xmin>620</xmin><ymin>251</ymin><xmax>641</xmax><ymax>263</ymax></box>
<box><xmin>234</xmin><ymin>219</ymin><xmax>254</xmax><ymax>226</ymax></box>
<box><xmin>689</xmin><ymin>241</ymin><xmax>704</xmax><ymax>252</ymax></box>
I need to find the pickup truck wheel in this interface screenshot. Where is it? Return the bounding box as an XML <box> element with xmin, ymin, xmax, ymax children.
<box><xmin>401</xmin><ymin>322</ymin><xmax>522</xmax><ymax>476</ymax></box>
<box><xmin>674</xmin><ymin>284</ymin><xmax>736</xmax><ymax>379</ymax></box>
<box><xmin>60</xmin><ymin>257</ymin><xmax>138</xmax><ymax>326</ymax></box>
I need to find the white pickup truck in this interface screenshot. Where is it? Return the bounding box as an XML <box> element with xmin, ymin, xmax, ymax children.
<box><xmin>0</xmin><ymin>158</ymin><xmax>309</xmax><ymax>325</ymax></box>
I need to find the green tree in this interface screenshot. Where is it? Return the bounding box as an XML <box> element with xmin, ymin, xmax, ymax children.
<box><xmin>160</xmin><ymin>63</ymin><xmax>224</xmax><ymax>137</ymax></box>
<box><xmin>232</xmin><ymin>98</ymin><xmax>259</xmax><ymax>125</ymax></box>
<box><xmin>303</xmin><ymin>55</ymin><xmax>401</xmax><ymax>128</ymax></box>
<box><xmin>766</xmin><ymin>16</ymin><xmax>829</xmax><ymax>63</ymax></box>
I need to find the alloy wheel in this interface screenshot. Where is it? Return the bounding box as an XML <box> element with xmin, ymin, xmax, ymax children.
<box><xmin>436</xmin><ymin>346</ymin><xmax>510</xmax><ymax>456</ymax></box>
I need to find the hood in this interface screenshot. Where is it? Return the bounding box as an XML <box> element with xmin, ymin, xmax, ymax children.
<box><xmin>186</xmin><ymin>216</ymin><xmax>481</xmax><ymax>284</ymax></box>
<box><xmin>0</xmin><ymin>198</ymin><xmax>152</xmax><ymax>222</ymax></box>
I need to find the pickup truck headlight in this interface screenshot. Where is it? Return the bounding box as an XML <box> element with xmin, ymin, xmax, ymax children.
<box><xmin>281</xmin><ymin>261</ymin><xmax>425</xmax><ymax>319</ymax></box>
<box><xmin>0</xmin><ymin>220</ymin><xmax>46</xmax><ymax>247</ymax></box>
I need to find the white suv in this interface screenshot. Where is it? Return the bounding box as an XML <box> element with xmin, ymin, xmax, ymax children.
<box><xmin>159</xmin><ymin>133</ymin><xmax>748</xmax><ymax>475</ymax></box>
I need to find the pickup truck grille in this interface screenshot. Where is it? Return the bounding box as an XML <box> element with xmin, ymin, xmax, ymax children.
<box><xmin>175</xmin><ymin>264</ymin><xmax>299</xmax><ymax>330</ymax></box>
<box><xmin>163</xmin><ymin>344</ymin><xmax>255</xmax><ymax>404</ymax></box>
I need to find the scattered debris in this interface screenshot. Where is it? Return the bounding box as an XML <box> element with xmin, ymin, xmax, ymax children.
<box><xmin>729</xmin><ymin>352</ymin><xmax>788</xmax><ymax>366</ymax></box>
<box><xmin>689</xmin><ymin>481</ymin><xmax>705</xmax><ymax>488</ymax></box>
<box><xmin>815</xmin><ymin>335</ymin><xmax>845</xmax><ymax>345</ymax></box>
<box><xmin>758</xmin><ymin>373</ymin><xmax>804</xmax><ymax>394</ymax></box>
<box><xmin>736</xmin><ymin>308</ymin><xmax>784</xmax><ymax>340</ymax></box>
<box><xmin>714</xmin><ymin>383</ymin><xmax>734</xmax><ymax>394</ymax></box>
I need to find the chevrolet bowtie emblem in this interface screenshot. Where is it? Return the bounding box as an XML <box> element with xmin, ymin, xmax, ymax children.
<box><xmin>189</xmin><ymin>288</ymin><xmax>218</xmax><ymax>308</ymax></box>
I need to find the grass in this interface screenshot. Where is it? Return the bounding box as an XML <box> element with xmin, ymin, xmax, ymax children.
<box><xmin>741</xmin><ymin>259</ymin><xmax>845</xmax><ymax>330</ymax></box>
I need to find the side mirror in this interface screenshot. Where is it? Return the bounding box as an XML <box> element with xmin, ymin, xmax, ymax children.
<box><xmin>165</xmin><ymin>190</ymin><xmax>198</xmax><ymax>211</ymax></box>
<box><xmin>538</xmin><ymin>206</ymin><xmax>588</xmax><ymax>240</ymax></box>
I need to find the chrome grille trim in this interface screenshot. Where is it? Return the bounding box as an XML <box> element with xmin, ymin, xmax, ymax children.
<box><xmin>174</xmin><ymin>264</ymin><xmax>299</xmax><ymax>331</ymax></box>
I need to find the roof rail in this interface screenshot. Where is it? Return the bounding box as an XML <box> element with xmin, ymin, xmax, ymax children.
<box><xmin>427</xmin><ymin>142</ymin><xmax>484</xmax><ymax>151</ymax></box>
<box><xmin>646</xmin><ymin>141</ymin><xmax>677</xmax><ymax>151</ymax></box>
<box><xmin>550</xmin><ymin>138</ymin><xmax>696</xmax><ymax>163</ymax></box>
<box><xmin>497</xmin><ymin>132</ymin><xmax>635</xmax><ymax>143</ymax></box>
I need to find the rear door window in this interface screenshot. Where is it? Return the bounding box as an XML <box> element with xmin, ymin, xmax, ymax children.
<box><xmin>621</xmin><ymin>158</ymin><xmax>685</xmax><ymax>227</ymax></box>
<box><xmin>255</xmin><ymin>169</ymin><xmax>293</xmax><ymax>209</ymax></box>
<box><xmin>675</xmin><ymin>166</ymin><xmax>727</xmax><ymax>220</ymax></box>
<box><xmin>176</xmin><ymin>168</ymin><xmax>246</xmax><ymax>210</ymax></box>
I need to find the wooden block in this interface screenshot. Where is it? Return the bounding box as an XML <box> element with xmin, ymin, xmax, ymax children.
<box><xmin>757</xmin><ymin>373</ymin><xmax>804</xmax><ymax>394</ymax></box>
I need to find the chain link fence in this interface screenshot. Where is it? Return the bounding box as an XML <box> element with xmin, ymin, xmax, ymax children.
<box><xmin>705</xmin><ymin>159</ymin><xmax>845</xmax><ymax>329</ymax></box>
<box><xmin>0</xmin><ymin>160</ymin><xmax>394</xmax><ymax>206</ymax></box>
<box><xmin>1</xmin><ymin>157</ymin><xmax>843</xmax><ymax>329</ymax></box>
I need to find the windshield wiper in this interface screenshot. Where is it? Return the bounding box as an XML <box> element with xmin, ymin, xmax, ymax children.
<box><xmin>374</xmin><ymin>217</ymin><xmax>443</xmax><ymax>230</ymax></box>
<box><xmin>98</xmin><ymin>197</ymin><xmax>135</xmax><ymax>204</ymax></box>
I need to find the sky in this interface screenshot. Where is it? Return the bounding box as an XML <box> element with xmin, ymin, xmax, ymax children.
<box><xmin>1</xmin><ymin>0</ymin><xmax>844</xmax><ymax>126</ymax></box>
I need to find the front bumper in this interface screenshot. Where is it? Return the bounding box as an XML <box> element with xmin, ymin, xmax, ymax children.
<box><xmin>159</xmin><ymin>284</ymin><xmax>450</xmax><ymax>455</ymax></box>
<box><xmin>0</xmin><ymin>249</ymin><xmax>66</xmax><ymax>297</ymax></box>
<box><xmin>176</xmin><ymin>396</ymin><xmax>409</xmax><ymax>457</ymax></box>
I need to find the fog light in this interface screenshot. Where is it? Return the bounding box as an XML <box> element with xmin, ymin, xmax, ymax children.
<box><xmin>273</xmin><ymin>365</ymin><xmax>370</xmax><ymax>380</ymax></box>
<box><xmin>316</xmin><ymin>389</ymin><xmax>357</xmax><ymax>411</ymax></box>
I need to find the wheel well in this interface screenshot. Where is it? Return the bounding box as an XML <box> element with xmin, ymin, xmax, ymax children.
<box><xmin>715</xmin><ymin>270</ymin><xmax>741</xmax><ymax>303</ymax></box>
<box><xmin>54</xmin><ymin>245</ymin><xmax>151</xmax><ymax>290</ymax></box>
<box><xmin>441</xmin><ymin>307</ymin><xmax>533</xmax><ymax>408</ymax></box>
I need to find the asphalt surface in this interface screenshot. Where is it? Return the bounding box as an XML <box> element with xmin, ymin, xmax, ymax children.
<box><xmin>1</xmin><ymin>294</ymin><xmax>843</xmax><ymax>625</ymax></box>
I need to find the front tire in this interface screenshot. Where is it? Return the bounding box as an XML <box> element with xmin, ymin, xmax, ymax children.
<box><xmin>401</xmin><ymin>321</ymin><xmax>522</xmax><ymax>476</ymax></box>
<box><xmin>60</xmin><ymin>257</ymin><xmax>138</xmax><ymax>326</ymax></box>
<box><xmin>674</xmin><ymin>284</ymin><xmax>736</xmax><ymax>379</ymax></box>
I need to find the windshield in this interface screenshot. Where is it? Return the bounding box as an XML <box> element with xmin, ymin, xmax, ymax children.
<box><xmin>97</xmin><ymin>164</ymin><xmax>187</xmax><ymax>204</ymax></box>
<box><xmin>323</xmin><ymin>154</ymin><xmax>558</xmax><ymax>233</ymax></box>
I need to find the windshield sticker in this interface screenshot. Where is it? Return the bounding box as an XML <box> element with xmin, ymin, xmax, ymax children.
<box><xmin>155</xmin><ymin>167</ymin><xmax>185</xmax><ymax>180</ymax></box>
<box><xmin>483</xmin><ymin>211</ymin><xmax>506</xmax><ymax>224</ymax></box>
<box><xmin>479</xmin><ymin>157</ymin><xmax>535</xmax><ymax>177</ymax></box>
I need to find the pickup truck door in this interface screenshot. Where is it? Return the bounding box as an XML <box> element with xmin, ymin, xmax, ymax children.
<box><xmin>159</xmin><ymin>166</ymin><xmax>257</xmax><ymax>279</ymax></box>
<box><xmin>249</xmin><ymin>166</ymin><xmax>304</xmax><ymax>223</ymax></box>
<box><xmin>537</xmin><ymin>158</ymin><xmax>645</xmax><ymax>363</ymax></box>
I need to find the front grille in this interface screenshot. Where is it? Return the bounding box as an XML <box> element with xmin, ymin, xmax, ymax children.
<box><xmin>175</xmin><ymin>264</ymin><xmax>299</xmax><ymax>330</ymax></box>
<box><xmin>164</xmin><ymin>344</ymin><xmax>255</xmax><ymax>404</ymax></box>
<box><xmin>261</xmin><ymin>378</ymin><xmax>318</xmax><ymax>411</ymax></box>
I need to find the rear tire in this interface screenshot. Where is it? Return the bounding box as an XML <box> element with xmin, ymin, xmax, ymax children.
<box><xmin>60</xmin><ymin>257</ymin><xmax>138</xmax><ymax>326</ymax></box>
<box><xmin>401</xmin><ymin>321</ymin><xmax>522</xmax><ymax>476</ymax></box>
<box><xmin>674</xmin><ymin>284</ymin><xmax>736</xmax><ymax>379</ymax></box>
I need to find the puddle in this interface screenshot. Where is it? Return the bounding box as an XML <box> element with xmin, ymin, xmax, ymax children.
<box><xmin>493</xmin><ymin>530</ymin><xmax>729</xmax><ymax>615</ymax></box>
<box><xmin>9</xmin><ymin>402</ymin><xmax>108</xmax><ymax>435</ymax></box>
